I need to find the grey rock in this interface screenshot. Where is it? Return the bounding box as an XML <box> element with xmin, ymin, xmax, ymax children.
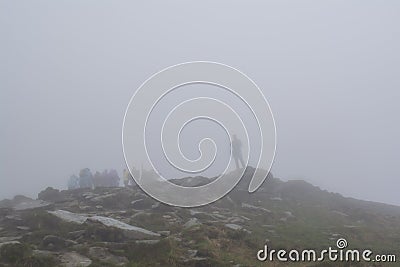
<box><xmin>0</xmin><ymin>241</ymin><xmax>21</xmax><ymax>248</ymax></box>
<box><xmin>225</xmin><ymin>224</ymin><xmax>243</xmax><ymax>230</ymax></box>
<box><xmin>48</xmin><ymin>209</ymin><xmax>160</xmax><ymax>239</ymax></box>
<box><xmin>59</xmin><ymin>252</ymin><xmax>92</xmax><ymax>267</ymax></box>
<box><xmin>82</xmin><ymin>192</ymin><xmax>98</xmax><ymax>199</ymax></box>
<box><xmin>38</xmin><ymin>187</ymin><xmax>66</xmax><ymax>202</ymax></box>
<box><xmin>187</xmin><ymin>249</ymin><xmax>198</xmax><ymax>258</ymax></box>
<box><xmin>241</xmin><ymin>203</ymin><xmax>271</xmax><ymax>213</ymax></box>
<box><xmin>68</xmin><ymin>230</ymin><xmax>86</xmax><ymax>240</ymax></box>
<box><xmin>151</xmin><ymin>202</ymin><xmax>160</xmax><ymax>209</ymax></box>
<box><xmin>5</xmin><ymin>214</ymin><xmax>22</xmax><ymax>221</ymax></box>
<box><xmin>189</xmin><ymin>209</ymin><xmax>204</xmax><ymax>216</ymax></box>
<box><xmin>131</xmin><ymin>198</ymin><xmax>155</xmax><ymax>210</ymax></box>
<box><xmin>229</xmin><ymin>217</ymin><xmax>245</xmax><ymax>224</ymax></box>
<box><xmin>42</xmin><ymin>235</ymin><xmax>67</xmax><ymax>250</ymax></box>
<box><xmin>211</xmin><ymin>213</ymin><xmax>228</xmax><ymax>220</ymax></box>
<box><xmin>157</xmin><ymin>230</ymin><xmax>171</xmax><ymax>236</ymax></box>
<box><xmin>344</xmin><ymin>225</ymin><xmax>359</xmax><ymax>228</ymax></box>
<box><xmin>88</xmin><ymin>247</ymin><xmax>128</xmax><ymax>266</ymax></box>
<box><xmin>48</xmin><ymin>210</ymin><xmax>88</xmax><ymax>224</ymax></box>
<box><xmin>91</xmin><ymin>193</ymin><xmax>117</xmax><ymax>203</ymax></box>
<box><xmin>0</xmin><ymin>236</ymin><xmax>22</xmax><ymax>242</ymax></box>
<box><xmin>16</xmin><ymin>226</ymin><xmax>30</xmax><ymax>231</ymax></box>
<box><xmin>65</xmin><ymin>239</ymin><xmax>78</xmax><ymax>247</ymax></box>
<box><xmin>135</xmin><ymin>239</ymin><xmax>160</xmax><ymax>244</ymax></box>
<box><xmin>13</xmin><ymin>199</ymin><xmax>51</xmax><ymax>211</ymax></box>
<box><xmin>32</xmin><ymin>249</ymin><xmax>56</xmax><ymax>257</ymax></box>
<box><xmin>0</xmin><ymin>195</ymin><xmax>32</xmax><ymax>209</ymax></box>
<box><xmin>88</xmin><ymin>215</ymin><xmax>161</xmax><ymax>239</ymax></box>
<box><xmin>262</xmin><ymin>224</ymin><xmax>275</xmax><ymax>228</ymax></box>
<box><xmin>183</xmin><ymin>218</ymin><xmax>201</xmax><ymax>228</ymax></box>
<box><xmin>243</xmin><ymin>229</ymin><xmax>252</xmax><ymax>234</ymax></box>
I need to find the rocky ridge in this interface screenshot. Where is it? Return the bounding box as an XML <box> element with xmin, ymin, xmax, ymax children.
<box><xmin>0</xmin><ymin>168</ymin><xmax>399</xmax><ymax>266</ymax></box>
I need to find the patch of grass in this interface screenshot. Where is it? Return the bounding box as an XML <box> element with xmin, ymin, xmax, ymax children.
<box><xmin>0</xmin><ymin>242</ymin><xmax>56</xmax><ymax>267</ymax></box>
<box><xmin>17</xmin><ymin>254</ymin><xmax>56</xmax><ymax>267</ymax></box>
<box><xmin>21</xmin><ymin>210</ymin><xmax>81</xmax><ymax>235</ymax></box>
<box><xmin>0</xmin><ymin>243</ymin><xmax>32</xmax><ymax>264</ymax></box>
<box><xmin>124</xmin><ymin>239</ymin><xmax>181</xmax><ymax>266</ymax></box>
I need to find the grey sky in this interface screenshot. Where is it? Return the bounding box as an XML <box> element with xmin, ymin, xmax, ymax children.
<box><xmin>1</xmin><ymin>1</ymin><xmax>399</xmax><ymax>205</ymax></box>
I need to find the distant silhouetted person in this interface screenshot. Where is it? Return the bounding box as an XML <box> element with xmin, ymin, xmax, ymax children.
<box><xmin>68</xmin><ymin>175</ymin><xmax>79</xmax><ymax>190</ymax></box>
<box><xmin>231</xmin><ymin>134</ymin><xmax>245</xmax><ymax>169</ymax></box>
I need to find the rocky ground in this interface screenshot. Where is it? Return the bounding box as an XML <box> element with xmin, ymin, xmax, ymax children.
<box><xmin>0</xmin><ymin>168</ymin><xmax>399</xmax><ymax>266</ymax></box>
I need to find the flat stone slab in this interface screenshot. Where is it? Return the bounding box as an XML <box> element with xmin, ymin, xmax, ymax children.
<box><xmin>135</xmin><ymin>239</ymin><xmax>160</xmax><ymax>245</ymax></box>
<box><xmin>0</xmin><ymin>241</ymin><xmax>21</xmax><ymax>248</ymax></box>
<box><xmin>241</xmin><ymin>203</ymin><xmax>271</xmax><ymax>213</ymax></box>
<box><xmin>13</xmin><ymin>199</ymin><xmax>51</xmax><ymax>211</ymax></box>
<box><xmin>48</xmin><ymin>210</ymin><xmax>88</xmax><ymax>224</ymax></box>
<box><xmin>48</xmin><ymin>210</ymin><xmax>160</xmax><ymax>239</ymax></box>
<box><xmin>225</xmin><ymin>223</ymin><xmax>243</xmax><ymax>230</ymax></box>
<box><xmin>89</xmin><ymin>216</ymin><xmax>160</xmax><ymax>239</ymax></box>
<box><xmin>0</xmin><ymin>236</ymin><xmax>22</xmax><ymax>242</ymax></box>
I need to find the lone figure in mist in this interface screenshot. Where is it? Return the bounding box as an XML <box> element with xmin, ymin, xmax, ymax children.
<box><xmin>231</xmin><ymin>134</ymin><xmax>245</xmax><ymax>169</ymax></box>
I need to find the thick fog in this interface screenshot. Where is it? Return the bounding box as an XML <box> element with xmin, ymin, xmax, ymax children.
<box><xmin>1</xmin><ymin>1</ymin><xmax>399</xmax><ymax>205</ymax></box>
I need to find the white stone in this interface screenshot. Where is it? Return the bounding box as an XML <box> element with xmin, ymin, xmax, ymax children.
<box><xmin>225</xmin><ymin>224</ymin><xmax>242</xmax><ymax>230</ymax></box>
<box><xmin>48</xmin><ymin>210</ymin><xmax>88</xmax><ymax>224</ymax></box>
<box><xmin>241</xmin><ymin>203</ymin><xmax>271</xmax><ymax>213</ymax></box>
<box><xmin>89</xmin><ymin>216</ymin><xmax>160</xmax><ymax>238</ymax></box>
<box><xmin>183</xmin><ymin>218</ymin><xmax>201</xmax><ymax>228</ymax></box>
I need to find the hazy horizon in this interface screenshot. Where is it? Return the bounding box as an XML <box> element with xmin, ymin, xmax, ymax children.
<box><xmin>1</xmin><ymin>1</ymin><xmax>399</xmax><ymax>206</ymax></box>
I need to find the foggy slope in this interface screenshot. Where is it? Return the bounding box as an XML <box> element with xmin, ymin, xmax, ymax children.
<box><xmin>0</xmin><ymin>168</ymin><xmax>399</xmax><ymax>266</ymax></box>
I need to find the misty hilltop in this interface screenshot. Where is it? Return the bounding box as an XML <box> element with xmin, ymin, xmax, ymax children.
<box><xmin>0</xmin><ymin>168</ymin><xmax>399</xmax><ymax>266</ymax></box>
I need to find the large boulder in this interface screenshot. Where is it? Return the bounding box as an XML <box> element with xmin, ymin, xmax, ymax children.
<box><xmin>0</xmin><ymin>195</ymin><xmax>50</xmax><ymax>211</ymax></box>
<box><xmin>38</xmin><ymin>187</ymin><xmax>66</xmax><ymax>203</ymax></box>
<box><xmin>42</xmin><ymin>235</ymin><xmax>66</xmax><ymax>250</ymax></box>
<box><xmin>13</xmin><ymin>199</ymin><xmax>51</xmax><ymax>211</ymax></box>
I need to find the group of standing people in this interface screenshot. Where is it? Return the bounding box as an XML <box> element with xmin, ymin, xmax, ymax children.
<box><xmin>67</xmin><ymin>134</ymin><xmax>245</xmax><ymax>191</ymax></box>
<box><xmin>68</xmin><ymin>168</ymin><xmax>128</xmax><ymax>190</ymax></box>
